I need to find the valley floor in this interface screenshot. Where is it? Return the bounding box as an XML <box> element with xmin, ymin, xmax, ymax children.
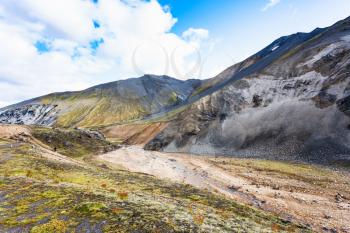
<box><xmin>0</xmin><ymin>124</ymin><xmax>309</xmax><ymax>233</ymax></box>
<box><xmin>99</xmin><ymin>146</ymin><xmax>350</xmax><ymax>233</ymax></box>
<box><xmin>1</xmin><ymin>124</ymin><xmax>349</xmax><ymax>232</ymax></box>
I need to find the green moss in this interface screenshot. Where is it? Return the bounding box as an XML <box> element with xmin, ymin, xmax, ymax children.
<box><xmin>75</xmin><ymin>202</ymin><xmax>107</xmax><ymax>215</ymax></box>
<box><xmin>14</xmin><ymin>204</ymin><xmax>29</xmax><ymax>215</ymax></box>
<box><xmin>188</xmin><ymin>194</ymin><xmax>202</xmax><ymax>201</ymax></box>
<box><xmin>190</xmin><ymin>84</ymin><xmax>212</xmax><ymax>98</ymax></box>
<box><xmin>31</xmin><ymin>127</ymin><xmax>116</xmax><ymax>158</ymax></box>
<box><xmin>167</xmin><ymin>92</ymin><xmax>179</xmax><ymax>105</ymax></box>
<box><xmin>214</xmin><ymin>158</ymin><xmax>336</xmax><ymax>184</ymax></box>
<box><xmin>0</xmin><ymin>138</ymin><xmax>10</xmax><ymax>145</ymax></box>
<box><xmin>40</xmin><ymin>190</ymin><xmax>62</xmax><ymax>199</ymax></box>
<box><xmin>30</xmin><ymin>219</ymin><xmax>67</xmax><ymax>233</ymax></box>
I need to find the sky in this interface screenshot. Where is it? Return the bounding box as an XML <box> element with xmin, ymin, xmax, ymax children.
<box><xmin>0</xmin><ymin>0</ymin><xmax>350</xmax><ymax>107</ymax></box>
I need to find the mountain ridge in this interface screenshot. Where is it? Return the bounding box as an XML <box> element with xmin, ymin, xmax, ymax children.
<box><xmin>145</xmin><ymin>16</ymin><xmax>350</xmax><ymax>164</ymax></box>
<box><xmin>1</xmin><ymin>16</ymin><xmax>350</xmax><ymax>164</ymax></box>
<box><xmin>0</xmin><ymin>74</ymin><xmax>202</xmax><ymax>127</ymax></box>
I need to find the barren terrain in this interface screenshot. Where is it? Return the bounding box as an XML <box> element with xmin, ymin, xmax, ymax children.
<box><xmin>1</xmin><ymin>124</ymin><xmax>308</xmax><ymax>232</ymax></box>
<box><xmin>99</xmin><ymin>146</ymin><xmax>350</xmax><ymax>232</ymax></box>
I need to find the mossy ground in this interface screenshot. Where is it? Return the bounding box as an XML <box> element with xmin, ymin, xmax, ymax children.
<box><xmin>31</xmin><ymin>127</ymin><xmax>118</xmax><ymax>159</ymax></box>
<box><xmin>0</xmin><ymin>138</ymin><xmax>311</xmax><ymax>233</ymax></box>
<box><xmin>0</xmin><ymin>138</ymin><xmax>9</xmax><ymax>145</ymax></box>
<box><xmin>208</xmin><ymin>157</ymin><xmax>350</xmax><ymax>197</ymax></box>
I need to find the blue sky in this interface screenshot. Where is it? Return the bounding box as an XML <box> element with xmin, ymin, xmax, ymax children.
<box><xmin>0</xmin><ymin>0</ymin><xmax>350</xmax><ymax>107</ymax></box>
<box><xmin>158</xmin><ymin>0</ymin><xmax>253</xmax><ymax>34</ymax></box>
<box><xmin>160</xmin><ymin>0</ymin><xmax>350</xmax><ymax>61</ymax></box>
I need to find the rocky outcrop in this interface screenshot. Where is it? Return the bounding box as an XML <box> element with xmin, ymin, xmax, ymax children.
<box><xmin>337</xmin><ymin>95</ymin><xmax>350</xmax><ymax>116</ymax></box>
<box><xmin>0</xmin><ymin>104</ymin><xmax>58</xmax><ymax>126</ymax></box>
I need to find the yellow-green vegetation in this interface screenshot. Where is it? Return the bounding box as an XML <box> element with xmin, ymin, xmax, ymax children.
<box><xmin>212</xmin><ymin>158</ymin><xmax>335</xmax><ymax>180</ymax></box>
<box><xmin>56</xmin><ymin>105</ymin><xmax>93</xmax><ymax>127</ymax></box>
<box><xmin>55</xmin><ymin>98</ymin><xmax>148</xmax><ymax>128</ymax></box>
<box><xmin>167</xmin><ymin>92</ymin><xmax>179</xmax><ymax>105</ymax></box>
<box><xmin>190</xmin><ymin>84</ymin><xmax>212</xmax><ymax>98</ymax></box>
<box><xmin>144</xmin><ymin>105</ymin><xmax>189</xmax><ymax>123</ymax></box>
<box><xmin>30</xmin><ymin>219</ymin><xmax>67</xmax><ymax>233</ymax></box>
<box><xmin>78</xmin><ymin>100</ymin><xmax>147</xmax><ymax>128</ymax></box>
<box><xmin>227</xmin><ymin>158</ymin><xmax>326</xmax><ymax>174</ymax></box>
<box><xmin>278</xmin><ymin>30</ymin><xmax>326</xmax><ymax>62</ymax></box>
<box><xmin>105</xmin><ymin>138</ymin><xmax>124</xmax><ymax>144</ymax></box>
<box><xmin>75</xmin><ymin>202</ymin><xmax>107</xmax><ymax>216</ymax></box>
<box><xmin>35</xmin><ymin>77</ymin><xmax>202</xmax><ymax>128</ymax></box>
<box><xmin>209</xmin><ymin>158</ymin><xmax>350</xmax><ymax>195</ymax></box>
<box><xmin>0</xmin><ymin>141</ymin><xmax>311</xmax><ymax>232</ymax></box>
<box><xmin>39</xmin><ymin>92</ymin><xmax>78</xmax><ymax>105</ymax></box>
<box><xmin>40</xmin><ymin>93</ymin><xmax>154</xmax><ymax>128</ymax></box>
<box><xmin>31</xmin><ymin>127</ymin><xmax>117</xmax><ymax>158</ymax></box>
<box><xmin>0</xmin><ymin>138</ymin><xmax>9</xmax><ymax>145</ymax></box>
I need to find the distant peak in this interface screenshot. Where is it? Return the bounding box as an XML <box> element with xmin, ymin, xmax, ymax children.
<box><xmin>141</xmin><ymin>74</ymin><xmax>173</xmax><ymax>79</ymax></box>
<box><xmin>343</xmin><ymin>15</ymin><xmax>350</xmax><ymax>22</ymax></box>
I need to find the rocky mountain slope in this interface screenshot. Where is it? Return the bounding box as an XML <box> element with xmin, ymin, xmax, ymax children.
<box><xmin>145</xmin><ymin>16</ymin><xmax>350</xmax><ymax>164</ymax></box>
<box><xmin>0</xmin><ymin>75</ymin><xmax>201</xmax><ymax>127</ymax></box>
<box><xmin>1</xmin><ymin>16</ymin><xmax>350</xmax><ymax>164</ymax></box>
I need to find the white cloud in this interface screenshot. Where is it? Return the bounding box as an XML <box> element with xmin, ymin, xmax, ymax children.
<box><xmin>0</xmin><ymin>0</ymin><xmax>212</xmax><ymax>107</ymax></box>
<box><xmin>20</xmin><ymin>0</ymin><xmax>96</xmax><ymax>42</ymax></box>
<box><xmin>182</xmin><ymin>28</ymin><xmax>209</xmax><ymax>44</ymax></box>
<box><xmin>261</xmin><ymin>0</ymin><xmax>281</xmax><ymax>12</ymax></box>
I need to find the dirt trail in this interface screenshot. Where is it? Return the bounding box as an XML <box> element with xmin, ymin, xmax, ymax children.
<box><xmin>0</xmin><ymin>124</ymin><xmax>30</xmax><ymax>138</ymax></box>
<box><xmin>99</xmin><ymin>146</ymin><xmax>350</xmax><ymax>233</ymax></box>
<box><xmin>99</xmin><ymin>146</ymin><xmax>277</xmax><ymax>205</ymax></box>
<box><xmin>33</xmin><ymin>144</ymin><xmax>84</xmax><ymax>166</ymax></box>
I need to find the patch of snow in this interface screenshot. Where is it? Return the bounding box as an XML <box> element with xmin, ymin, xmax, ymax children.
<box><xmin>271</xmin><ymin>45</ymin><xmax>279</xmax><ymax>51</ymax></box>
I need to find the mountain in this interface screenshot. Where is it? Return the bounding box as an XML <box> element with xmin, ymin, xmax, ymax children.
<box><xmin>0</xmin><ymin>75</ymin><xmax>201</xmax><ymax>127</ymax></box>
<box><xmin>145</xmin><ymin>16</ymin><xmax>350</xmax><ymax>164</ymax></box>
<box><xmin>1</xmin><ymin>16</ymin><xmax>350</xmax><ymax>164</ymax></box>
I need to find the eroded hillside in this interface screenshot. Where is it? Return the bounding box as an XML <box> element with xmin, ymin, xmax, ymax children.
<box><xmin>145</xmin><ymin>16</ymin><xmax>350</xmax><ymax>164</ymax></box>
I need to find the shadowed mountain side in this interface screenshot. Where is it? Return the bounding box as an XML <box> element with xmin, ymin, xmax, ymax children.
<box><xmin>145</xmin><ymin>16</ymin><xmax>350</xmax><ymax>164</ymax></box>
